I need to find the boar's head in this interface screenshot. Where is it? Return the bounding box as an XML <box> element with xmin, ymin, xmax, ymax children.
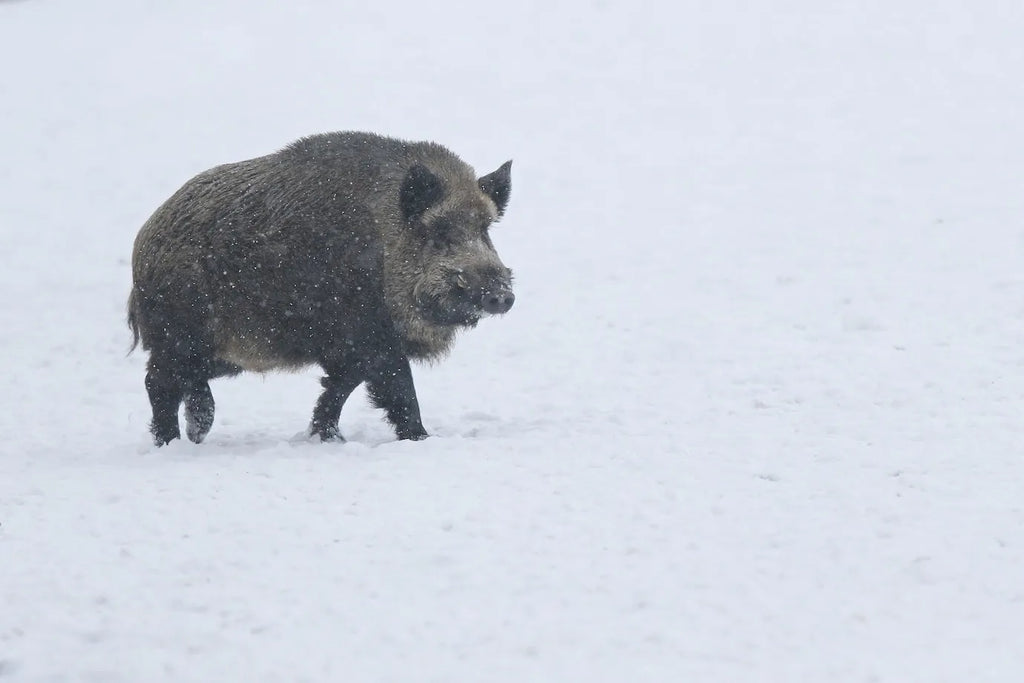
<box><xmin>386</xmin><ymin>159</ymin><xmax>514</xmax><ymax>358</ymax></box>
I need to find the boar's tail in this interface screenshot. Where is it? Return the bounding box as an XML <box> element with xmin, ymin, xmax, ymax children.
<box><xmin>127</xmin><ymin>287</ymin><xmax>141</xmax><ymax>354</ymax></box>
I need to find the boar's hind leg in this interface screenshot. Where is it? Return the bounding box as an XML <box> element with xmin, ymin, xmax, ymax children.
<box><xmin>183</xmin><ymin>360</ymin><xmax>240</xmax><ymax>444</ymax></box>
<box><xmin>366</xmin><ymin>355</ymin><xmax>428</xmax><ymax>441</ymax></box>
<box><xmin>184</xmin><ymin>382</ymin><xmax>214</xmax><ymax>444</ymax></box>
<box><xmin>145</xmin><ymin>357</ymin><xmax>187</xmax><ymax>446</ymax></box>
<box><xmin>147</xmin><ymin>353</ymin><xmax>238</xmax><ymax>446</ymax></box>
<box><xmin>310</xmin><ymin>363</ymin><xmax>366</xmax><ymax>442</ymax></box>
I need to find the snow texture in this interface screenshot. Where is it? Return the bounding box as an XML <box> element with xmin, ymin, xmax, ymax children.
<box><xmin>2</xmin><ymin>1</ymin><xmax>1024</xmax><ymax>681</ymax></box>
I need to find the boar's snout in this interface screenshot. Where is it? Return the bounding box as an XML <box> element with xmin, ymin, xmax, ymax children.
<box><xmin>481</xmin><ymin>287</ymin><xmax>515</xmax><ymax>315</ymax></box>
<box><xmin>461</xmin><ymin>268</ymin><xmax>514</xmax><ymax>316</ymax></box>
<box><xmin>442</xmin><ymin>267</ymin><xmax>515</xmax><ymax>321</ymax></box>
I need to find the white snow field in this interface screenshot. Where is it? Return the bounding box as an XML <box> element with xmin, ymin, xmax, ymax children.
<box><xmin>2</xmin><ymin>0</ymin><xmax>1024</xmax><ymax>680</ymax></box>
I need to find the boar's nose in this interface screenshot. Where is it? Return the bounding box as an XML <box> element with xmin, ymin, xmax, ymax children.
<box><xmin>481</xmin><ymin>288</ymin><xmax>515</xmax><ymax>315</ymax></box>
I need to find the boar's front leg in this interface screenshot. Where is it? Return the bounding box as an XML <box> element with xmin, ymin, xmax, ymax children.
<box><xmin>366</xmin><ymin>352</ymin><xmax>428</xmax><ymax>441</ymax></box>
<box><xmin>310</xmin><ymin>361</ymin><xmax>365</xmax><ymax>442</ymax></box>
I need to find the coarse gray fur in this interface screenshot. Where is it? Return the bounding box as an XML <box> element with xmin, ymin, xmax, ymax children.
<box><xmin>128</xmin><ymin>131</ymin><xmax>514</xmax><ymax>445</ymax></box>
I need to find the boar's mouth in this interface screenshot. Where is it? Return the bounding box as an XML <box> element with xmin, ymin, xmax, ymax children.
<box><xmin>413</xmin><ymin>292</ymin><xmax>482</xmax><ymax>328</ymax></box>
<box><xmin>411</xmin><ymin>270</ymin><xmax>514</xmax><ymax>328</ymax></box>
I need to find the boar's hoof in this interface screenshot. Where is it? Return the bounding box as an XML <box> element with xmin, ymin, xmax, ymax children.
<box><xmin>151</xmin><ymin>424</ymin><xmax>180</xmax><ymax>447</ymax></box>
<box><xmin>311</xmin><ymin>423</ymin><xmax>345</xmax><ymax>443</ymax></box>
<box><xmin>396</xmin><ymin>427</ymin><xmax>429</xmax><ymax>441</ymax></box>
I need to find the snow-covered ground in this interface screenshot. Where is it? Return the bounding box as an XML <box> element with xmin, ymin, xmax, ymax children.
<box><xmin>3</xmin><ymin>1</ymin><xmax>1024</xmax><ymax>680</ymax></box>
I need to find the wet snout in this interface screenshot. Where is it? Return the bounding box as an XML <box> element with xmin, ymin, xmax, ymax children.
<box><xmin>450</xmin><ymin>267</ymin><xmax>515</xmax><ymax>317</ymax></box>
<box><xmin>481</xmin><ymin>286</ymin><xmax>515</xmax><ymax>314</ymax></box>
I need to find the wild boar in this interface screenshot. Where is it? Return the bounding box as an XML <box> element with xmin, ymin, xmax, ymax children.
<box><xmin>128</xmin><ymin>132</ymin><xmax>514</xmax><ymax>446</ymax></box>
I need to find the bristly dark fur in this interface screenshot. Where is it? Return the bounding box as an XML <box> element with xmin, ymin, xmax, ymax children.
<box><xmin>128</xmin><ymin>131</ymin><xmax>514</xmax><ymax>446</ymax></box>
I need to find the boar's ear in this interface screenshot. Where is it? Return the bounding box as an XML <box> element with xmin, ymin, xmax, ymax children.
<box><xmin>479</xmin><ymin>160</ymin><xmax>512</xmax><ymax>217</ymax></box>
<box><xmin>400</xmin><ymin>164</ymin><xmax>445</xmax><ymax>224</ymax></box>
